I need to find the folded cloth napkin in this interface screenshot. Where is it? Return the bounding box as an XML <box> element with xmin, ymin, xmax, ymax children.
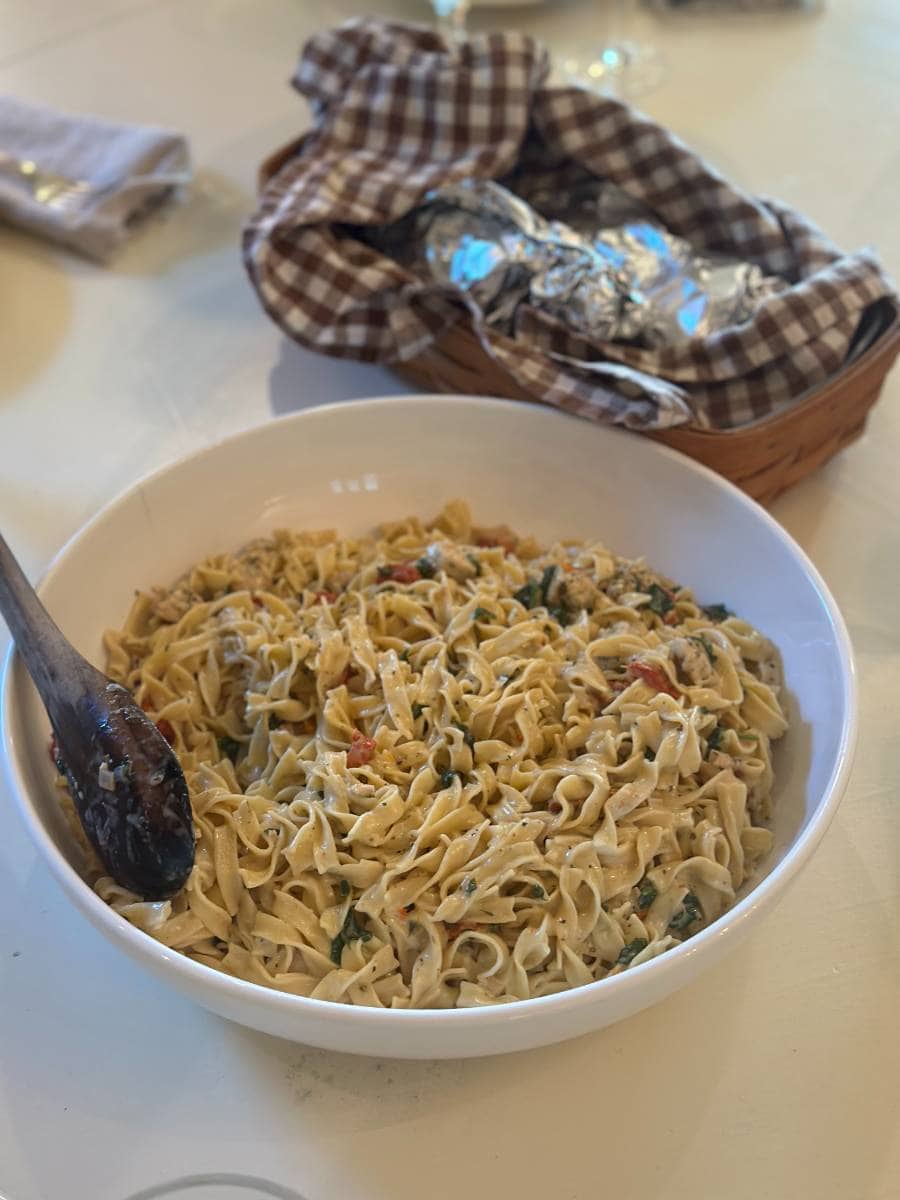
<box><xmin>244</xmin><ymin>19</ymin><xmax>893</xmax><ymax>430</ymax></box>
<box><xmin>0</xmin><ymin>96</ymin><xmax>191</xmax><ymax>261</ymax></box>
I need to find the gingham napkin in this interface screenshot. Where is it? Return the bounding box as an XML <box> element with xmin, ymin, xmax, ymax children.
<box><xmin>0</xmin><ymin>96</ymin><xmax>190</xmax><ymax>261</ymax></box>
<box><xmin>244</xmin><ymin>19</ymin><xmax>893</xmax><ymax>430</ymax></box>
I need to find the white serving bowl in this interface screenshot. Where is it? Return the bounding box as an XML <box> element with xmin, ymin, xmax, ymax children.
<box><xmin>1</xmin><ymin>396</ymin><xmax>856</xmax><ymax>1059</ymax></box>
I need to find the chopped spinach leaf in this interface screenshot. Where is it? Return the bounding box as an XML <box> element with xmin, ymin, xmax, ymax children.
<box><xmin>452</xmin><ymin>720</ymin><xmax>475</xmax><ymax>750</ymax></box>
<box><xmin>466</xmin><ymin>554</ymin><xmax>482</xmax><ymax>577</ymax></box>
<box><xmin>616</xmin><ymin>938</ymin><xmax>649</xmax><ymax>966</ymax></box>
<box><xmin>440</xmin><ymin>770</ymin><xmax>458</xmax><ymax>789</ymax></box>
<box><xmin>539</xmin><ymin>565</ymin><xmax>557</xmax><ymax>606</ymax></box>
<box><xmin>217</xmin><ymin>736</ymin><xmax>241</xmax><ymax>761</ymax></box>
<box><xmin>531</xmin><ymin>884</ymin><xmax>545</xmax><ymax>900</ymax></box>
<box><xmin>636</xmin><ymin>879</ymin><xmax>657</xmax><ymax>911</ymax></box>
<box><xmin>462</xmin><ymin>877</ymin><xmax>477</xmax><ymax>895</ymax></box>
<box><xmin>549</xmin><ymin>606</ymin><xmax>573</xmax><ymax>627</ymax></box>
<box><xmin>339</xmin><ymin>879</ymin><xmax>350</xmax><ymax>898</ymax></box>
<box><xmin>646</xmin><ymin>583</ymin><xmax>674</xmax><ymax>617</ymax></box>
<box><xmin>689</xmin><ymin>633</ymin><xmax>717</xmax><ymax>663</ymax></box>
<box><xmin>644</xmin><ymin>746</ymin><xmax>656</xmax><ymax>761</ymax></box>
<box><xmin>707</xmin><ymin>725</ymin><xmax>727</xmax><ymax>753</ymax></box>
<box><xmin>472</xmin><ymin>606</ymin><xmax>495</xmax><ymax>622</ymax></box>
<box><xmin>669</xmin><ymin>892</ymin><xmax>702</xmax><ymax>932</ymax></box>
<box><xmin>702</xmin><ymin>603</ymin><xmax>732</xmax><ymax>623</ymax></box>
<box><xmin>514</xmin><ymin>579</ymin><xmax>541</xmax><ymax>609</ymax></box>
<box><xmin>376</xmin><ymin>565</ymin><xmax>392</xmax><ymax>581</ymax></box>
<box><xmin>330</xmin><ymin>907</ymin><xmax>372</xmax><ymax>964</ymax></box>
<box><xmin>416</xmin><ymin>556</ymin><xmax>437</xmax><ymax>579</ymax></box>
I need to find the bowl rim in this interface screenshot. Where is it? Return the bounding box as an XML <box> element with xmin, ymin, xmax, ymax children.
<box><xmin>0</xmin><ymin>394</ymin><xmax>858</xmax><ymax>1031</ymax></box>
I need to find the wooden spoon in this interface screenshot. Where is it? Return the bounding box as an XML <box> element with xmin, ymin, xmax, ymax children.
<box><xmin>0</xmin><ymin>531</ymin><xmax>194</xmax><ymax>899</ymax></box>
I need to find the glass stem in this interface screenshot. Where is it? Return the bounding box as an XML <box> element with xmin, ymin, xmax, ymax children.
<box><xmin>437</xmin><ymin>0</ymin><xmax>470</xmax><ymax>44</ymax></box>
<box><xmin>609</xmin><ymin>0</ymin><xmax>628</xmax><ymax>47</ymax></box>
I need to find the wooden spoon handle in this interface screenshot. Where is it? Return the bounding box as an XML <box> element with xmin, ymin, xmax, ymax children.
<box><xmin>0</xmin><ymin>531</ymin><xmax>100</xmax><ymax>715</ymax></box>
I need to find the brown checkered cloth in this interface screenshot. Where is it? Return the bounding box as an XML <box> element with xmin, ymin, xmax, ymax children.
<box><xmin>243</xmin><ymin>18</ymin><xmax>894</xmax><ymax>430</ymax></box>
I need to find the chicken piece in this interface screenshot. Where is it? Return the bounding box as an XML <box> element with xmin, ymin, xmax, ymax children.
<box><xmin>558</xmin><ymin>573</ymin><xmax>598</xmax><ymax>612</ymax></box>
<box><xmin>698</xmin><ymin>750</ymin><xmax>738</xmax><ymax>782</ymax></box>
<box><xmin>604</xmin><ymin>566</ymin><xmax>646</xmax><ymax>602</ymax></box>
<box><xmin>669</xmin><ymin>637</ymin><xmax>716</xmax><ymax>686</ymax></box>
<box><xmin>756</xmin><ymin>649</ymin><xmax>782</xmax><ymax>689</ymax></box>
<box><xmin>425</xmin><ymin>541</ymin><xmax>478</xmax><ymax>583</ymax></box>
<box><xmin>151</xmin><ymin>584</ymin><xmax>198</xmax><ymax>625</ymax></box>
<box><xmin>232</xmin><ymin>540</ymin><xmax>284</xmax><ymax>593</ymax></box>
<box><xmin>472</xmin><ymin>523</ymin><xmax>518</xmax><ymax>553</ymax></box>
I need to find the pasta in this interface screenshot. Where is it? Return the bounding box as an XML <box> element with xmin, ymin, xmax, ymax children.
<box><xmin>88</xmin><ymin>501</ymin><xmax>788</xmax><ymax>1008</ymax></box>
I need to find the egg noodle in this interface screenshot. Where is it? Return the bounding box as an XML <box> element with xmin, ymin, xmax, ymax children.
<box><xmin>92</xmin><ymin>501</ymin><xmax>787</xmax><ymax>1008</ymax></box>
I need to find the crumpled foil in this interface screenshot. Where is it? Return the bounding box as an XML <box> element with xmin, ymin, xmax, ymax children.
<box><xmin>380</xmin><ymin>178</ymin><xmax>783</xmax><ymax>349</ymax></box>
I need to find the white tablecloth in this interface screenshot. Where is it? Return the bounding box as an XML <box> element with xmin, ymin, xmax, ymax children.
<box><xmin>1</xmin><ymin>2</ymin><xmax>898</xmax><ymax>1198</ymax></box>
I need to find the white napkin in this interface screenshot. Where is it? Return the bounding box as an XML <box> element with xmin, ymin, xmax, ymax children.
<box><xmin>0</xmin><ymin>95</ymin><xmax>191</xmax><ymax>261</ymax></box>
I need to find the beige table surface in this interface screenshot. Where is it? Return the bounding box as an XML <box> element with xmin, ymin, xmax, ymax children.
<box><xmin>1</xmin><ymin>2</ymin><xmax>899</xmax><ymax>1198</ymax></box>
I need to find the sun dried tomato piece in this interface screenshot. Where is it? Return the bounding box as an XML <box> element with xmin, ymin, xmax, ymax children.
<box><xmin>346</xmin><ymin>729</ymin><xmax>376</xmax><ymax>767</ymax></box>
<box><xmin>474</xmin><ymin>525</ymin><xmax>517</xmax><ymax>554</ymax></box>
<box><xmin>391</xmin><ymin>562</ymin><xmax>421</xmax><ymax>584</ymax></box>
<box><xmin>156</xmin><ymin>718</ymin><xmax>176</xmax><ymax>744</ymax></box>
<box><xmin>627</xmin><ymin>661</ymin><xmax>678</xmax><ymax>698</ymax></box>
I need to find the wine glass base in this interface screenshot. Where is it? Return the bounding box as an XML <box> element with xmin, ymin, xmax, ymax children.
<box><xmin>558</xmin><ymin>42</ymin><xmax>665</xmax><ymax>101</ymax></box>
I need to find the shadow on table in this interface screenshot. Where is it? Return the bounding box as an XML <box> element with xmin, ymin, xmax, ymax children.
<box><xmin>268</xmin><ymin>335</ymin><xmax>416</xmax><ymax>417</ymax></box>
<box><xmin>108</xmin><ymin>169</ymin><xmax>252</xmax><ymax>279</ymax></box>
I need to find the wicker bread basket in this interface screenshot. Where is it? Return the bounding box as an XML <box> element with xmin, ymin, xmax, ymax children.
<box><xmin>259</xmin><ymin>140</ymin><xmax>900</xmax><ymax>505</ymax></box>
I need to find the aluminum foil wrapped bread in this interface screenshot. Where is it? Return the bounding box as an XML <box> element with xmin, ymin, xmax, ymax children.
<box><xmin>245</xmin><ymin>19</ymin><xmax>893</xmax><ymax>430</ymax></box>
